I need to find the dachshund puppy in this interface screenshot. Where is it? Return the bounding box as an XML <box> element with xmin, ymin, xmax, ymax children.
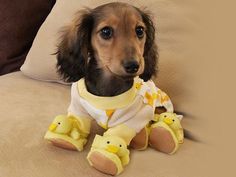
<box><xmin>57</xmin><ymin>2</ymin><xmax>157</xmax><ymax>96</ymax></box>
<box><xmin>45</xmin><ymin>2</ymin><xmax>183</xmax><ymax>176</ymax></box>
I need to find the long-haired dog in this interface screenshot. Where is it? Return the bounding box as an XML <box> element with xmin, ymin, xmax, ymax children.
<box><xmin>45</xmin><ymin>2</ymin><xmax>183</xmax><ymax>176</ymax></box>
<box><xmin>57</xmin><ymin>2</ymin><xmax>157</xmax><ymax>96</ymax></box>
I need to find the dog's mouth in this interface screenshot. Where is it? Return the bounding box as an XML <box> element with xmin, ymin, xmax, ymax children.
<box><xmin>105</xmin><ymin>65</ymin><xmax>137</xmax><ymax>81</ymax></box>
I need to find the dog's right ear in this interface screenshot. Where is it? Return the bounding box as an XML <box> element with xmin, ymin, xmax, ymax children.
<box><xmin>56</xmin><ymin>9</ymin><xmax>93</xmax><ymax>82</ymax></box>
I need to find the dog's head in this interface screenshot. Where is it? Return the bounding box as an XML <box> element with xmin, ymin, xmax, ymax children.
<box><xmin>57</xmin><ymin>2</ymin><xmax>158</xmax><ymax>82</ymax></box>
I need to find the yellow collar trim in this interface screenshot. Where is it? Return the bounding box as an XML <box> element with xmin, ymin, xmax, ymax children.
<box><xmin>77</xmin><ymin>78</ymin><xmax>138</xmax><ymax>110</ymax></box>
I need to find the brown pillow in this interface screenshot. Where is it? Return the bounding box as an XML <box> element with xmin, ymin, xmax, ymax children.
<box><xmin>0</xmin><ymin>0</ymin><xmax>56</xmax><ymax>75</ymax></box>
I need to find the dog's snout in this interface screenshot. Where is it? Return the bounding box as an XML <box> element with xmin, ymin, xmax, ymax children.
<box><xmin>123</xmin><ymin>59</ymin><xmax>139</xmax><ymax>74</ymax></box>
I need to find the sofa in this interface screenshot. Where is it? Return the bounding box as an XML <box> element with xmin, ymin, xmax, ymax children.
<box><xmin>0</xmin><ymin>0</ymin><xmax>233</xmax><ymax>177</ymax></box>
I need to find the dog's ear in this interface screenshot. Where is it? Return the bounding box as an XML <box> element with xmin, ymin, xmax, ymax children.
<box><xmin>138</xmin><ymin>10</ymin><xmax>158</xmax><ymax>81</ymax></box>
<box><xmin>56</xmin><ymin>9</ymin><xmax>93</xmax><ymax>82</ymax></box>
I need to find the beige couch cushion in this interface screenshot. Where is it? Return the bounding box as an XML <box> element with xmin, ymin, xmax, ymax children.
<box><xmin>0</xmin><ymin>72</ymin><xmax>211</xmax><ymax>177</ymax></box>
<box><xmin>1</xmin><ymin>68</ymin><xmax>234</xmax><ymax>176</ymax></box>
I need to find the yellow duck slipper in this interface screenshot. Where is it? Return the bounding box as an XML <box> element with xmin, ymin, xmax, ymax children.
<box><xmin>87</xmin><ymin>135</ymin><xmax>129</xmax><ymax>176</ymax></box>
<box><xmin>149</xmin><ymin>112</ymin><xmax>184</xmax><ymax>154</ymax></box>
<box><xmin>44</xmin><ymin>115</ymin><xmax>88</xmax><ymax>151</ymax></box>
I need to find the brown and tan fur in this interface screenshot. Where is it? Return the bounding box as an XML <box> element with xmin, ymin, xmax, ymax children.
<box><xmin>56</xmin><ymin>2</ymin><xmax>158</xmax><ymax>96</ymax></box>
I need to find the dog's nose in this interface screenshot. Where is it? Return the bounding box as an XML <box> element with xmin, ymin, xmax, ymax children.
<box><xmin>123</xmin><ymin>59</ymin><xmax>139</xmax><ymax>74</ymax></box>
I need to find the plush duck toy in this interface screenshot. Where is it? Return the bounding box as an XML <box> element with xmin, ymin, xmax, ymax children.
<box><xmin>149</xmin><ymin>112</ymin><xmax>184</xmax><ymax>154</ymax></box>
<box><xmin>44</xmin><ymin>115</ymin><xmax>88</xmax><ymax>151</ymax></box>
<box><xmin>87</xmin><ymin>135</ymin><xmax>130</xmax><ymax>175</ymax></box>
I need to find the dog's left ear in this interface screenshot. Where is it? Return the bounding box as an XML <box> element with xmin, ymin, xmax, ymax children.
<box><xmin>138</xmin><ymin>10</ymin><xmax>158</xmax><ymax>81</ymax></box>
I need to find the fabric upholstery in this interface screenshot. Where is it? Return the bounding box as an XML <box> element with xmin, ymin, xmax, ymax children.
<box><xmin>1</xmin><ymin>0</ymin><xmax>235</xmax><ymax>177</ymax></box>
<box><xmin>0</xmin><ymin>72</ymin><xmax>209</xmax><ymax>177</ymax></box>
<box><xmin>0</xmin><ymin>0</ymin><xmax>56</xmax><ymax>75</ymax></box>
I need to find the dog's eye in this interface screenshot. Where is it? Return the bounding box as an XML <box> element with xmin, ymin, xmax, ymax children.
<box><xmin>100</xmin><ymin>27</ymin><xmax>113</xmax><ymax>40</ymax></box>
<box><xmin>136</xmin><ymin>26</ymin><xmax>145</xmax><ymax>39</ymax></box>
